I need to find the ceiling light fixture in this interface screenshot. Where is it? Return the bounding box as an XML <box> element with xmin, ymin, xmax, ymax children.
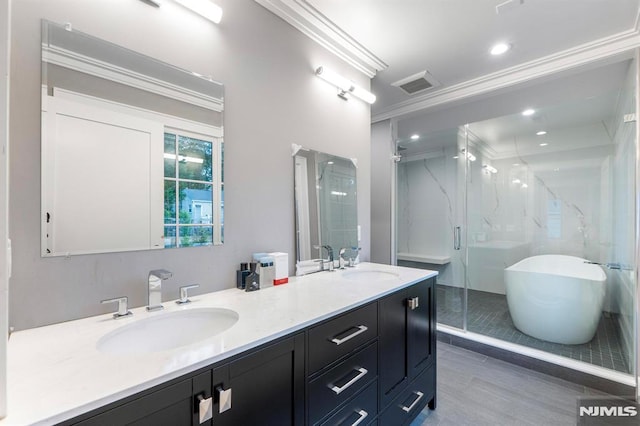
<box><xmin>522</xmin><ymin>108</ymin><xmax>535</xmax><ymax>116</ymax></box>
<box><xmin>490</xmin><ymin>42</ymin><xmax>510</xmax><ymax>55</ymax></box>
<box><xmin>410</xmin><ymin>134</ymin><xmax>420</xmax><ymax>140</ymax></box>
<box><xmin>536</xmin><ymin>131</ymin><xmax>547</xmax><ymax>136</ymax></box>
<box><xmin>521</xmin><ymin>183</ymin><xmax>528</xmax><ymax>188</ymax></box>
<box><xmin>461</xmin><ymin>148</ymin><xmax>476</xmax><ymax>162</ymax></box>
<box><xmin>539</xmin><ymin>143</ymin><xmax>548</xmax><ymax>147</ymax></box>
<box><xmin>315</xmin><ymin>66</ymin><xmax>376</xmax><ymax>104</ymax></box>
<box><xmin>483</xmin><ymin>164</ymin><xmax>498</xmax><ymax>174</ymax></box>
<box><xmin>512</xmin><ymin>179</ymin><xmax>521</xmax><ymax>184</ymax></box>
<box><xmin>174</xmin><ymin>0</ymin><xmax>223</xmax><ymax>23</ymax></box>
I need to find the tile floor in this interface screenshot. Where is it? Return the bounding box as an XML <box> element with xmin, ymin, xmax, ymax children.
<box><xmin>410</xmin><ymin>343</ymin><xmax>623</xmax><ymax>426</ymax></box>
<box><xmin>437</xmin><ymin>285</ymin><xmax>630</xmax><ymax>373</ymax></box>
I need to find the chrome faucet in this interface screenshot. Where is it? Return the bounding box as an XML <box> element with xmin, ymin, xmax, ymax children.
<box><xmin>147</xmin><ymin>269</ymin><xmax>172</xmax><ymax>311</ymax></box>
<box><xmin>321</xmin><ymin>245</ymin><xmax>335</xmax><ymax>272</ymax></box>
<box><xmin>338</xmin><ymin>247</ymin><xmax>348</xmax><ymax>269</ymax></box>
<box><xmin>101</xmin><ymin>296</ymin><xmax>132</xmax><ymax>319</ymax></box>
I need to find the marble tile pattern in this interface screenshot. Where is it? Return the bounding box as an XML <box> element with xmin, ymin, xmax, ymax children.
<box><xmin>1</xmin><ymin>263</ymin><xmax>436</xmax><ymax>425</ymax></box>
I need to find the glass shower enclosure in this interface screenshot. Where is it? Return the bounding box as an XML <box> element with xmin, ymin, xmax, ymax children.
<box><xmin>395</xmin><ymin>57</ymin><xmax>638</xmax><ymax>384</ymax></box>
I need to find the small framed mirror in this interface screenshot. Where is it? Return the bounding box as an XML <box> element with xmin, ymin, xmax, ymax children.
<box><xmin>294</xmin><ymin>147</ymin><xmax>358</xmax><ymax>274</ymax></box>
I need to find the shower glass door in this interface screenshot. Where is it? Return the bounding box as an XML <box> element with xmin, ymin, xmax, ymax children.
<box><xmin>395</xmin><ymin>128</ymin><xmax>468</xmax><ymax>329</ymax></box>
<box><xmin>395</xmin><ymin>56</ymin><xmax>637</xmax><ymax>380</ymax></box>
<box><xmin>464</xmin><ymin>67</ymin><xmax>637</xmax><ymax>375</ymax></box>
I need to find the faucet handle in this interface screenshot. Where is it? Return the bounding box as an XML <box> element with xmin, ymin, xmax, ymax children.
<box><xmin>176</xmin><ymin>284</ymin><xmax>200</xmax><ymax>305</ymax></box>
<box><xmin>101</xmin><ymin>296</ymin><xmax>132</xmax><ymax>319</ymax></box>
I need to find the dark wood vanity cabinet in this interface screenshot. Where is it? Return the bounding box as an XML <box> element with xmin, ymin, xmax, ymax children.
<box><xmin>67</xmin><ymin>335</ymin><xmax>304</xmax><ymax>426</ymax></box>
<box><xmin>379</xmin><ymin>277</ymin><xmax>437</xmax><ymax>420</ymax></box>
<box><xmin>207</xmin><ymin>334</ymin><xmax>305</xmax><ymax>426</ymax></box>
<box><xmin>64</xmin><ymin>276</ymin><xmax>436</xmax><ymax>426</ymax></box>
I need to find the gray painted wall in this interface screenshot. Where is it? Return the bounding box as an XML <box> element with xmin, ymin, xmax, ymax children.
<box><xmin>9</xmin><ymin>0</ymin><xmax>371</xmax><ymax>330</ymax></box>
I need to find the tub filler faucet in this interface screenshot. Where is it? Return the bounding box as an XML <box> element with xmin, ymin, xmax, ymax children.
<box><xmin>147</xmin><ymin>269</ymin><xmax>172</xmax><ymax>311</ymax></box>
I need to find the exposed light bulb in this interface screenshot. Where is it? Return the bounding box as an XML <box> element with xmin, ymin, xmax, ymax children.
<box><xmin>490</xmin><ymin>42</ymin><xmax>511</xmax><ymax>55</ymax></box>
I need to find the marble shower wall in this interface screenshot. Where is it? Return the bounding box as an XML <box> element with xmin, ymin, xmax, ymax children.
<box><xmin>397</xmin><ymin>144</ymin><xmax>462</xmax><ymax>287</ymax></box>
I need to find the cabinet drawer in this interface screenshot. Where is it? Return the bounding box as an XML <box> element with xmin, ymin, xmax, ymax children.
<box><xmin>318</xmin><ymin>380</ymin><xmax>377</xmax><ymax>426</ymax></box>
<box><xmin>308</xmin><ymin>302</ymin><xmax>377</xmax><ymax>374</ymax></box>
<box><xmin>379</xmin><ymin>364</ymin><xmax>435</xmax><ymax>426</ymax></box>
<box><xmin>309</xmin><ymin>342</ymin><xmax>377</xmax><ymax>424</ymax></box>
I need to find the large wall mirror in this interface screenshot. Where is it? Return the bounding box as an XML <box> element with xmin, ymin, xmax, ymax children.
<box><xmin>41</xmin><ymin>20</ymin><xmax>224</xmax><ymax>257</ymax></box>
<box><xmin>293</xmin><ymin>147</ymin><xmax>358</xmax><ymax>274</ymax></box>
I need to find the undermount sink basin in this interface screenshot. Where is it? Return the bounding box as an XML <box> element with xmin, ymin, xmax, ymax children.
<box><xmin>97</xmin><ymin>308</ymin><xmax>239</xmax><ymax>354</ymax></box>
<box><xmin>342</xmin><ymin>269</ymin><xmax>399</xmax><ymax>281</ymax></box>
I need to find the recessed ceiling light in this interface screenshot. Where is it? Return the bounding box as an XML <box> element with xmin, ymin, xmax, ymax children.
<box><xmin>453</xmin><ymin>156</ymin><xmax>459</xmax><ymax>159</ymax></box>
<box><xmin>522</xmin><ymin>108</ymin><xmax>535</xmax><ymax>116</ymax></box>
<box><xmin>539</xmin><ymin>143</ymin><xmax>548</xmax><ymax>147</ymax></box>
<box><xmin>521</xmin><ymin>183</ymin><xmax>528</xmax><ymax>188</ymax></box>
<box><xmin>513</xmin><ymin>163</ymin><xmax>520</xmax><ymax>166</ymax></box>
<box><xmin>490</xmin><ymin>42</ymin><xmax>511</xmax><ymax>56</ymax></box>
<box><xmin>536</xmin><ymin>131</ymin><xmax>547</xmax><ymax>136</ymax></box>
<box><xmin>410</xmin><ymin>134</ymin><xmax>420</xmax><ymax>140</ymax></box>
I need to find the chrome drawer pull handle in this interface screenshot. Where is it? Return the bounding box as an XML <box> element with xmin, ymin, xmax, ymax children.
<box><xmin>330</xmin><ymin>325</ymin><xmax>368</xmax><ymax>345</ymax></box>
<box><xmin>330</xmin><ymin>367</ymin><xmax>368</xmax><ymax>395</ymax></box>
<box><xmin>349</xmin><ymin>410</ymin><xmax>368</xmax><ymax>426</ymax></box>
<box><xmin>401</xmin><ymin>391</ymin><xmax>424</xmax><ymax>412</ymax></box>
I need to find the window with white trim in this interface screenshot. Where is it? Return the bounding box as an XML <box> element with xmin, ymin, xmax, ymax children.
<box><xmin>163</xmin><ymin>129</ymin><xmax>223</xmax><ymax>248</ymax></box>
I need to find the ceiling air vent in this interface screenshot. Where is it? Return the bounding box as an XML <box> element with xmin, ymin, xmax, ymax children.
<box><xmin>392</xmin><ymin>71</ymin><xmax>440</xmax><ymax>95</ymax></box>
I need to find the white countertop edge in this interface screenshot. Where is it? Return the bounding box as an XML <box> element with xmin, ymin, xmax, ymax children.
<box><xmin>5</xmin><ymin>264</ymin><xmax>437</xmax><ymax>425</ymax></box>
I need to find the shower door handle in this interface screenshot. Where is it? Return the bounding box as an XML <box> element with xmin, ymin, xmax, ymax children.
<box><xmin>454</xmin><ymin>226</ymin><xmax>461</xmax><ymax>250</ymax></box>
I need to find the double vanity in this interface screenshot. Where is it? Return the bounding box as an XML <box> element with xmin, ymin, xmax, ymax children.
<box><xmin>3</xmin><ymin>263</ymin><xmax>437</xmax><ymax>425</ymax></box>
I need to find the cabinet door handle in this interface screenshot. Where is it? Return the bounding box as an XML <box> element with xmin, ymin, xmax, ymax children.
<box><xmin>195</xmin><ymin>393</ymin><xmax>213</xmax><ymax>424</ymax></box>
<box><xmin>408</xmin><ymin>296</ymin><xmax>419</xmax><ymax>310</ymax></box>
<box><xmin>401</xmin><ymin>391</ymin><xmax>424</xmax><ymax>412</ymax></box>
<box><xmin>217</xmin><ymin>386</ymin><xmax>232</xmax><ymax>414</ymax></box>
<box><xmin>346</xmin><ymin>409</ymin><xmax>368</xmax><ymax>426</ymax></box>
<box><xmin>330</xmin><ymin>367</ymin><xmax>368</xmax><ymax>395</ymax></box>
<box><xmin>330</xmin><ymin>325</ymin><xmax>368</xmax><ymax>345</ymax></box>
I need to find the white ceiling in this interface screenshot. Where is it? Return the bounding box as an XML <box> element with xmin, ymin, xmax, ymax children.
<box><xmin>258</xmin><ymin>0</ymin><xmax>640</xmax><ymax>166</ymax></box>
<box><xmin>307</xmin><ymin>0</ymin><xmax>640</xmax><ymax>115</ymax></box>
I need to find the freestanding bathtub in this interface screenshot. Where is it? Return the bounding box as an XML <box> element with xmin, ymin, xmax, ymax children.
<box><xmin>504</xmin><ymin>255</ymin><xmax>606</xmax><ymax>345</ymax></box>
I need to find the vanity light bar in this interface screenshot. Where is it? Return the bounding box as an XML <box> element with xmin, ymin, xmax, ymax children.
<box><xmin>315</xmin><ymin>66</ymin><xmax>376</xmax><ymax>104</ymax></box>
<box><xmin>163</xmin><ymin>153</ymin><xmax>204</xmax><ymax>164</ymax></box>
<box><xmin>460</xmin><ymin>148</ymin><xmax>476</xmax><ymax>162</ymax></box>
<box><xmin>174</xmin><ymin>0</ymin><xmax>223</xmax><ymax>24</ymax></box>
<box><xmin>482</xmin><ymin>164</ymin><xmax>498</xmax><ymax>174</ymax></box>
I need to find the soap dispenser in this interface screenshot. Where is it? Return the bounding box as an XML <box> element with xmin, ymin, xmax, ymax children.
<box><xmin>245</xmin><ymin>262</ymin><xmax>260</xmax><ymax>292</ymax></box>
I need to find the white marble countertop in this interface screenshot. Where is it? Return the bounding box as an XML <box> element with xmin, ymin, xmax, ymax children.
<box><xmin>2</xmin><ymin>263</ymin><xmax>436</xmax><ymax>425</ymax></box>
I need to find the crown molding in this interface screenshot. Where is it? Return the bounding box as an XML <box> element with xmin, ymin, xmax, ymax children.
<box><xmin>373</xmin><ymin>27</ymin><xmax>640</xmax><ymax>123</ymax></box>
<box><xmin>42</xmin><ymin>45</ymin><xmax>224</xmax><ymax>112</ymax></box>
<box><xmin>255</xmin><ymin>0</ymin><xmax>387</xmax><ymax>78</ymax></box>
